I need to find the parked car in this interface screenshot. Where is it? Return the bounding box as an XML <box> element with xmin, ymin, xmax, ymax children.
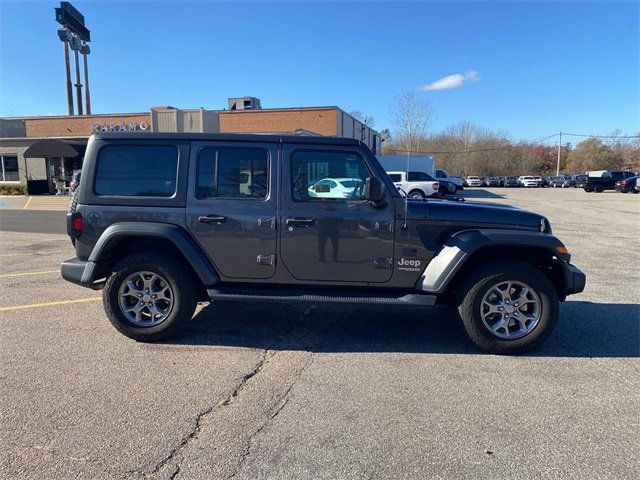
<box><xmin>549</xmin><ymin>175</ymin><xmax>576</xmax><ymax>188</ymax></box>
<box><xmin>308</xmin><ymin>178</ymin><xmax>363</xmax><ymax>199</ymax></box>
<box><xmin>388</xmin><ymin>171</ymin><xmax>439</xmax><ymax>198</ymax></box>
<box><xmin>435</xmin><ymin>169</ymin><xmax>464</xmax><ymax>190</ymax></box>
<box><xmin>61</xmin><ymin>131</ymin><xmax>585</xmax><ymax>354</ymax></box>
<box><xmin>584</xmin><ymin>171</ymin><xmax>636</xmax><ymax>192</ymax></box>
<box><xmin>615</xmin><ymin>176</ymin><xmax>639</xmax><ymax>193</ymax></box>
<box><xmin>501</xmin><ymin>176</ymin><xmax>520</xmax><ymax>187</ymax></box>
<box><xmin>485</xmin><ymin>177</ymin><xmax>501</xmax><ymax>187</ymax></box>
<box><xmin>518</xmin><ymin>176</ymin><xmax>541</xmax><ymax>187</ymax></box>
<box><xmin>573</xmin><ymin>174</ymin><xmax>588</xmax><ymax>188</ymax></box>
<box><xmin>466</xmin><ymin>176</ymin><xmax>483</xmax><ymax>187</ymax></box>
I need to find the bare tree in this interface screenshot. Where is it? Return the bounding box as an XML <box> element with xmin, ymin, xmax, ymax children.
<box><xmin>388</xmin><ymin>91</ymin><xmax>435</xmax><ymax>153</ymax></box>
<box><xmin>349</xmin><ymin>110</ymin><xmax>375</xmax><ymax>128</ymax></box>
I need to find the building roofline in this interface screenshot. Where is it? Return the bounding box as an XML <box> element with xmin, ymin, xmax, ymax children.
<box><xmin>0</xmin><ymin>112</ymin><xmax>149</xmax><ymax>121</ymax></box>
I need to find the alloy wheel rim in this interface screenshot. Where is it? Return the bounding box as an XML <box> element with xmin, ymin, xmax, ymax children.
<box><xmin>118</xmin><ymin>271</ymin><xmax>174</xmax><ymax>327</ymax></box>
<box><xmin>480</xmin><ymin>280</ymin><xmax>541</xmax><ymax>340</ymax></box>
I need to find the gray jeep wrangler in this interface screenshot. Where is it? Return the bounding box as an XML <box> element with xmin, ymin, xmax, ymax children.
<box><xmin>61</xmin><ymin>132</ymin><xmax>585</xmax><ymax>354</ymax></box>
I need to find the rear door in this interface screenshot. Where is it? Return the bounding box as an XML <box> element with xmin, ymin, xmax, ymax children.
<box><xmin>280</xmin><ymin>144</ymin><xmax>395</xmax><ymax>283</ymax></box>
<box><xmin>186</xmin><ymin>141</ymin><xmax>278</xmax><ymax>280</ymax></box>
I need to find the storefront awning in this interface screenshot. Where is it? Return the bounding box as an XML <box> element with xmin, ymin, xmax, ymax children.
<box><xmin>23</xmin><ymin>139</ymin><xmax>87</xmax><ymax>158</ymax></box>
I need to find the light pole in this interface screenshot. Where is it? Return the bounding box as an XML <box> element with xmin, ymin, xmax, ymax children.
<box><xmin>556</xmin><ymin>131</ymin><xmax>562</xmax><ymax>176</ymax></box>
<box><xmin>81</xmin><ymin>42</ymin><xmax>91</xmax><ymax>114</ymax></box>
<box><xmin>70</xmin><ymin>34</ymin><xmax>83</xmax><ymax>115</ymax></box>
<box><xmin>57</xmin><ymin>29</ymin><xmax>74</xmax><ymax>115</ymax></box>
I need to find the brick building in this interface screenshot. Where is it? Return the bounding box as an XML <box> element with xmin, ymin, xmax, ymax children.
<box><xmin>0</xmin><ymin>97</ymin><xmax>380</xmax><ymax>194</ymax></box>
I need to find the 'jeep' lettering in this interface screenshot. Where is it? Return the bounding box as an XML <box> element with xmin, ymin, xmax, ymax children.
<box><xmin>397</xmin><ymin>258</ymin><xmax>422</xmax><ymax>271</ymax></box>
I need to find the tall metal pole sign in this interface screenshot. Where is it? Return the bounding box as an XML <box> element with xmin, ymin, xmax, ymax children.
<box><xmin>55</xmin><ymin>2</ymin><xmax>91</xmax><ymax>116</ymax></box>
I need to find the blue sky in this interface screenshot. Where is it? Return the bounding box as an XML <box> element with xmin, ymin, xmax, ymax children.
<box><xmin>1</xmin><ymin>0</ymin><xmax>638</xmax><ymax>141</ymax></box>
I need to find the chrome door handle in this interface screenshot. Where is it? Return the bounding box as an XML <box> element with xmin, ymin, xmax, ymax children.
<box><xmin>198</xmin><ymin>215</ymin><xmax>227</xmax><ymax>225</ymax></box>
<box><xmin>285</xmin><ymin>218</ymin><xmax>315</xmax><ymax>227</ymax></box>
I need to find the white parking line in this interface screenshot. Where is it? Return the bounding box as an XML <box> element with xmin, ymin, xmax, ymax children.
<box><xmin>0</xmin><ymin>270</ymin><xmax>59</xmax><ymax>278</ymax></box>
<box><xmin>0</xmin><ymin>297</ymin><xmax>101</xmax><ymax>312</ymax></box>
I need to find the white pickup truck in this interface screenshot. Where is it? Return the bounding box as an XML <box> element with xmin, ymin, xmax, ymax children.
<box><xmin>387</xmin><ymin>171</ymin><xmax>440</xmax><ymax>199</ymax></box>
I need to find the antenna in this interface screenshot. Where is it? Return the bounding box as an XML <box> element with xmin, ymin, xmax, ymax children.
<box><xmin>402</xmin><ymin>149</ymin><xmax>410</xmax><ymax>230</ymax></box>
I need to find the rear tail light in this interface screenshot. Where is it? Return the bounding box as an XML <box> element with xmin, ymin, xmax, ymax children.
<box><xmin>433</xmin><ymin>182</ymin><xmax>439</xmax><ymax>191</ymax></box>
<box><xmin>621</xmin><ymin>181</ymin><xmax>627</xmax><ymax>186</ymax></box>
<box><xmin>70</xmin><ymin>212</ymin><xmax>83</xmax><ymax>237</ymax></box>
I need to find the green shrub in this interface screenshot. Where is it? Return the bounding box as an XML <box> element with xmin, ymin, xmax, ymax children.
<box><xmin>0</xmin><ymin>184</ymin><xmax>27</xmax><ymax>195</ymax></box>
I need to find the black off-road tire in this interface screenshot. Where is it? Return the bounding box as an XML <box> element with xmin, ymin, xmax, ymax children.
<box><xmin>455</xmin><ymin>260</ymin><xmax>559</xmax><ymax>355</ymax></box>
<box><xmin>408</xmin><ymin>190</ymin><xmax>425</xmax><ymax>199</ymax></box>
<box><xmin>103</xmin><ymin>252</ymin><xmax>199</xmax><ymax>342</ymax></box>
<box><xmin>594</xmin><ymin>184</ymin><xmax>604</xmax><ymax>193</ymax></box>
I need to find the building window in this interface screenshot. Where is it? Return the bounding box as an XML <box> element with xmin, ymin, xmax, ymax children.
<box><xmin>94</xmin><ymin>145</ymin><xmax>178</xmax><ymax>197</ymax></box>
<box><xmin>196</xmin><ymin>147</ymin><xmax>269</xmax><ymax>199</ymax></box>
<box><xmin>0</xmin><ymin>155</ymin><xmax>19</xmax><ymax>182</ymax></box>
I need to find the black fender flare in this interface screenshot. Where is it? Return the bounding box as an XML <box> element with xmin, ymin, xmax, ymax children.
<box><xmin>86</xmin><ymin>222</ymin><xmax>220</xmax><ymax>286</ymax></box>
<box><xmin>416</xmin><ymin>229</ymin><xmax>569</xmax><ymax>293</ymax></box>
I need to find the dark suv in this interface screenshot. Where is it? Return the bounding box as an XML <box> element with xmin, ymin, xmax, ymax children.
<box><xmin>61</xmin><ymin>133</ymin><xmax>585</xmax><ymax>354</ymax></box>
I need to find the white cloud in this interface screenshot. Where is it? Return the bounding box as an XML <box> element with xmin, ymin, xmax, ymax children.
<box><xmin>419</xmin><ymin>71</ymin><xmax>479</xmax><ymax>91</ymax></box>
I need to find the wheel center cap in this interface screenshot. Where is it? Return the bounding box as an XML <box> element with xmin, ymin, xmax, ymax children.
<box><xmin>504</xmin><ymin>304</ymin><xmax>516</xmax><ymax>314</ymax></box>
<box><xmin>142</xmin><ymin>294</ymin><xmax>151</xmax><ymax>303</ymax></box>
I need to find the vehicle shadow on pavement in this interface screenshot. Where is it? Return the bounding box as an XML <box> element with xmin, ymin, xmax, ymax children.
<box><xmin>459</xmin><ymin>189</ymin><xmax>506</xmax><ymax>199</ymax></box>
<box><xmin>176</xmin><ymin>300</ymin><xmax>639</xmax><ymax>358</ymax></box>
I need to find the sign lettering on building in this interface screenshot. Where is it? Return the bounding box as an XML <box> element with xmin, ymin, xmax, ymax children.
<box><xmin>92</xmin><ymin>121</ymin><xmax>149</xmax><ymax>133</ymax></box>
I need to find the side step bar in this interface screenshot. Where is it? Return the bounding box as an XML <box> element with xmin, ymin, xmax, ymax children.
<box><xmin>206</xmin><ymin>286</ymin><xmax>436</xmax><ymax>306</ymax></box>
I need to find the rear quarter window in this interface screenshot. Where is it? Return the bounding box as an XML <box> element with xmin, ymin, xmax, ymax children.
<box><xmin>94</xmin><ymin>145</ymin><xmax>179</xmax><ymax>197</ymax></box>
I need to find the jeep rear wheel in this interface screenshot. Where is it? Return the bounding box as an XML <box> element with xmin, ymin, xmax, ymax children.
<box><xmin>456</xmin><ymin>260</ymin><xmax>558</xmax><ymax>354</ymax></box>
<box><xmin>408</xmin><ymin>190</ymin><xmax>425</xmax><ymax>199</ymax></box>
<box><xmin>103</xmin><ymin>252</ymin><xmax>198</xmax><ymax>342</ymax></box>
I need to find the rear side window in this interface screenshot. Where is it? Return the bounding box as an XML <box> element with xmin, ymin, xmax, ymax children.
<box><xmin>196</xmin><ymin>147</ymin><xmax>269</xmax><ymax>199</ymax></box>
<box><xmin>407</xmin><ymin>171</ymin><xmax>434</xmax><ymax>181</ymax></box>
<box><xmin>95</xmin><ymin>145</ymin><xmax>178</xmax><ymax>196</ymax></box>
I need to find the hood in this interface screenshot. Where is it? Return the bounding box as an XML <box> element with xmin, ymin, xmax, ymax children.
<box><xmin>407</xmin><ymin>198</ymin><xmax>546</xmax><ymax>231</ymax></box>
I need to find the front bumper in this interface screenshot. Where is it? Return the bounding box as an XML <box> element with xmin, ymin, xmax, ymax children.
<box><xmin>559</xmin><ymin>262</ymin><xmax>586</xmax><ymax>297</ymax></box>
<box><xmin>61</xmin><ymin>257</ymin><xmax>104</xmax><ymax>290</ymax></box>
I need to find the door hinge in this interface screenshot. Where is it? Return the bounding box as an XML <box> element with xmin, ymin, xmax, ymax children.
<box><xmin>374</xmin><ymin>257</ymin><xmax>393</xmax><ymax>269</ymax></box>
<box><xmin>257</xmin><ymin>254</ymin><xmax>276</xmax><ymax>267</ymax></box>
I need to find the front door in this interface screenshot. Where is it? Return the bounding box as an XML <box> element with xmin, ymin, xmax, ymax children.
<box><xmin>280</xmin><ymin>145</ymin><xmax>395</xmax><ymax>283</ymax></box>
<box><xmin>186</xmin><ymin>141</ymin><xmax>277</xmax><ymax>280</ymax></box>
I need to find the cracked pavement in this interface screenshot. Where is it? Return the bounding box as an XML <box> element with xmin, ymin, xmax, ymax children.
<box><xmin>1</xmin><ymin>188</ymin><xmax>639</xmax><ymax>479</ymax></box>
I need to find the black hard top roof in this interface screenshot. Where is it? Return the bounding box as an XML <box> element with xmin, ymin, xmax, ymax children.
<box><xmin>92</xmin><ymin>132</ymin><xmax>363</xmax><ymax>146</ymax></box>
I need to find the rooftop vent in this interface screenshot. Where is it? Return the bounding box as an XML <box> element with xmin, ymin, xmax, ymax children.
<box><xmin>227</xmin><ymin>96</ymin><xmax>262</xmax><ymax>110</ymax></box>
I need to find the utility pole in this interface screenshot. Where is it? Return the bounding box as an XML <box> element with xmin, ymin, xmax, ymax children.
<box><xmin>58</xmin><ymin>29</ymin><xmax>74</xmax><ymax>115</ymax></box>
<box><xmin>556</xmin><ymin>131</ymin><xmax>562</xmax><ymax>176</ymax></box>
<box><xmin>81</xmin><ymin>42</ymin><xmax>91</xmax><ymax>114</ymax></box>
<box><xmin>72</xmin><ymin>35</ymin><xmax>83</xmax><ymax>115</ymax></box>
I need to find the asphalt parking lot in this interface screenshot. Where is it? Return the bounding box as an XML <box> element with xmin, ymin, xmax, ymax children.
<box><xmin>1</xmin><ymin>188</ymin><xmax>639</xmax><ymax>479</ymax></box>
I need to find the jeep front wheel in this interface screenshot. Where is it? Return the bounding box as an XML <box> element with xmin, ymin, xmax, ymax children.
<box><xmin>103</xmin><ymin>252</ymin><xmax>198</xmax><ymax>342</ymax></box>
<box><xmin>456</xmin><ymin>260</ymin><xmax>558</xmax><ymax>354</ymax></box>
<box><xmin>408</xmin><ymin>190</ymin><xmax>425</xmax><ymax>199</ymax></box>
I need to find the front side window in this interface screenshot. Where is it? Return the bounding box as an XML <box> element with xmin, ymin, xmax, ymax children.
<box><xmin>291</xmin><ymin>150</ymin><xmax>369</xmax><ymax>201</ymax></box>
<box><xmin>196</xmin><ymin>147</ymin><xmax>269</xmax><ymax>199</ymax></box>
<box><xmin>1</xmin><ymin>155</ymin><xmax>19</xmax><ymax>182</ymax></box>
<box><xmin>94</xmin><ymin>145</ymin><xmax>178</xmax><ymax>196</ymax></box>
<box><xmin>388</xmin><ymin>173</ymin><xmax>402</xmax><ymax>182</ymax></box>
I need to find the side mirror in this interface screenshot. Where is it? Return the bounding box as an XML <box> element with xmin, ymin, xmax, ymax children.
<box><xmin>364</xmin><ymin>177</ymin><xmax>386</xmax><ymax>204</ymax></box>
